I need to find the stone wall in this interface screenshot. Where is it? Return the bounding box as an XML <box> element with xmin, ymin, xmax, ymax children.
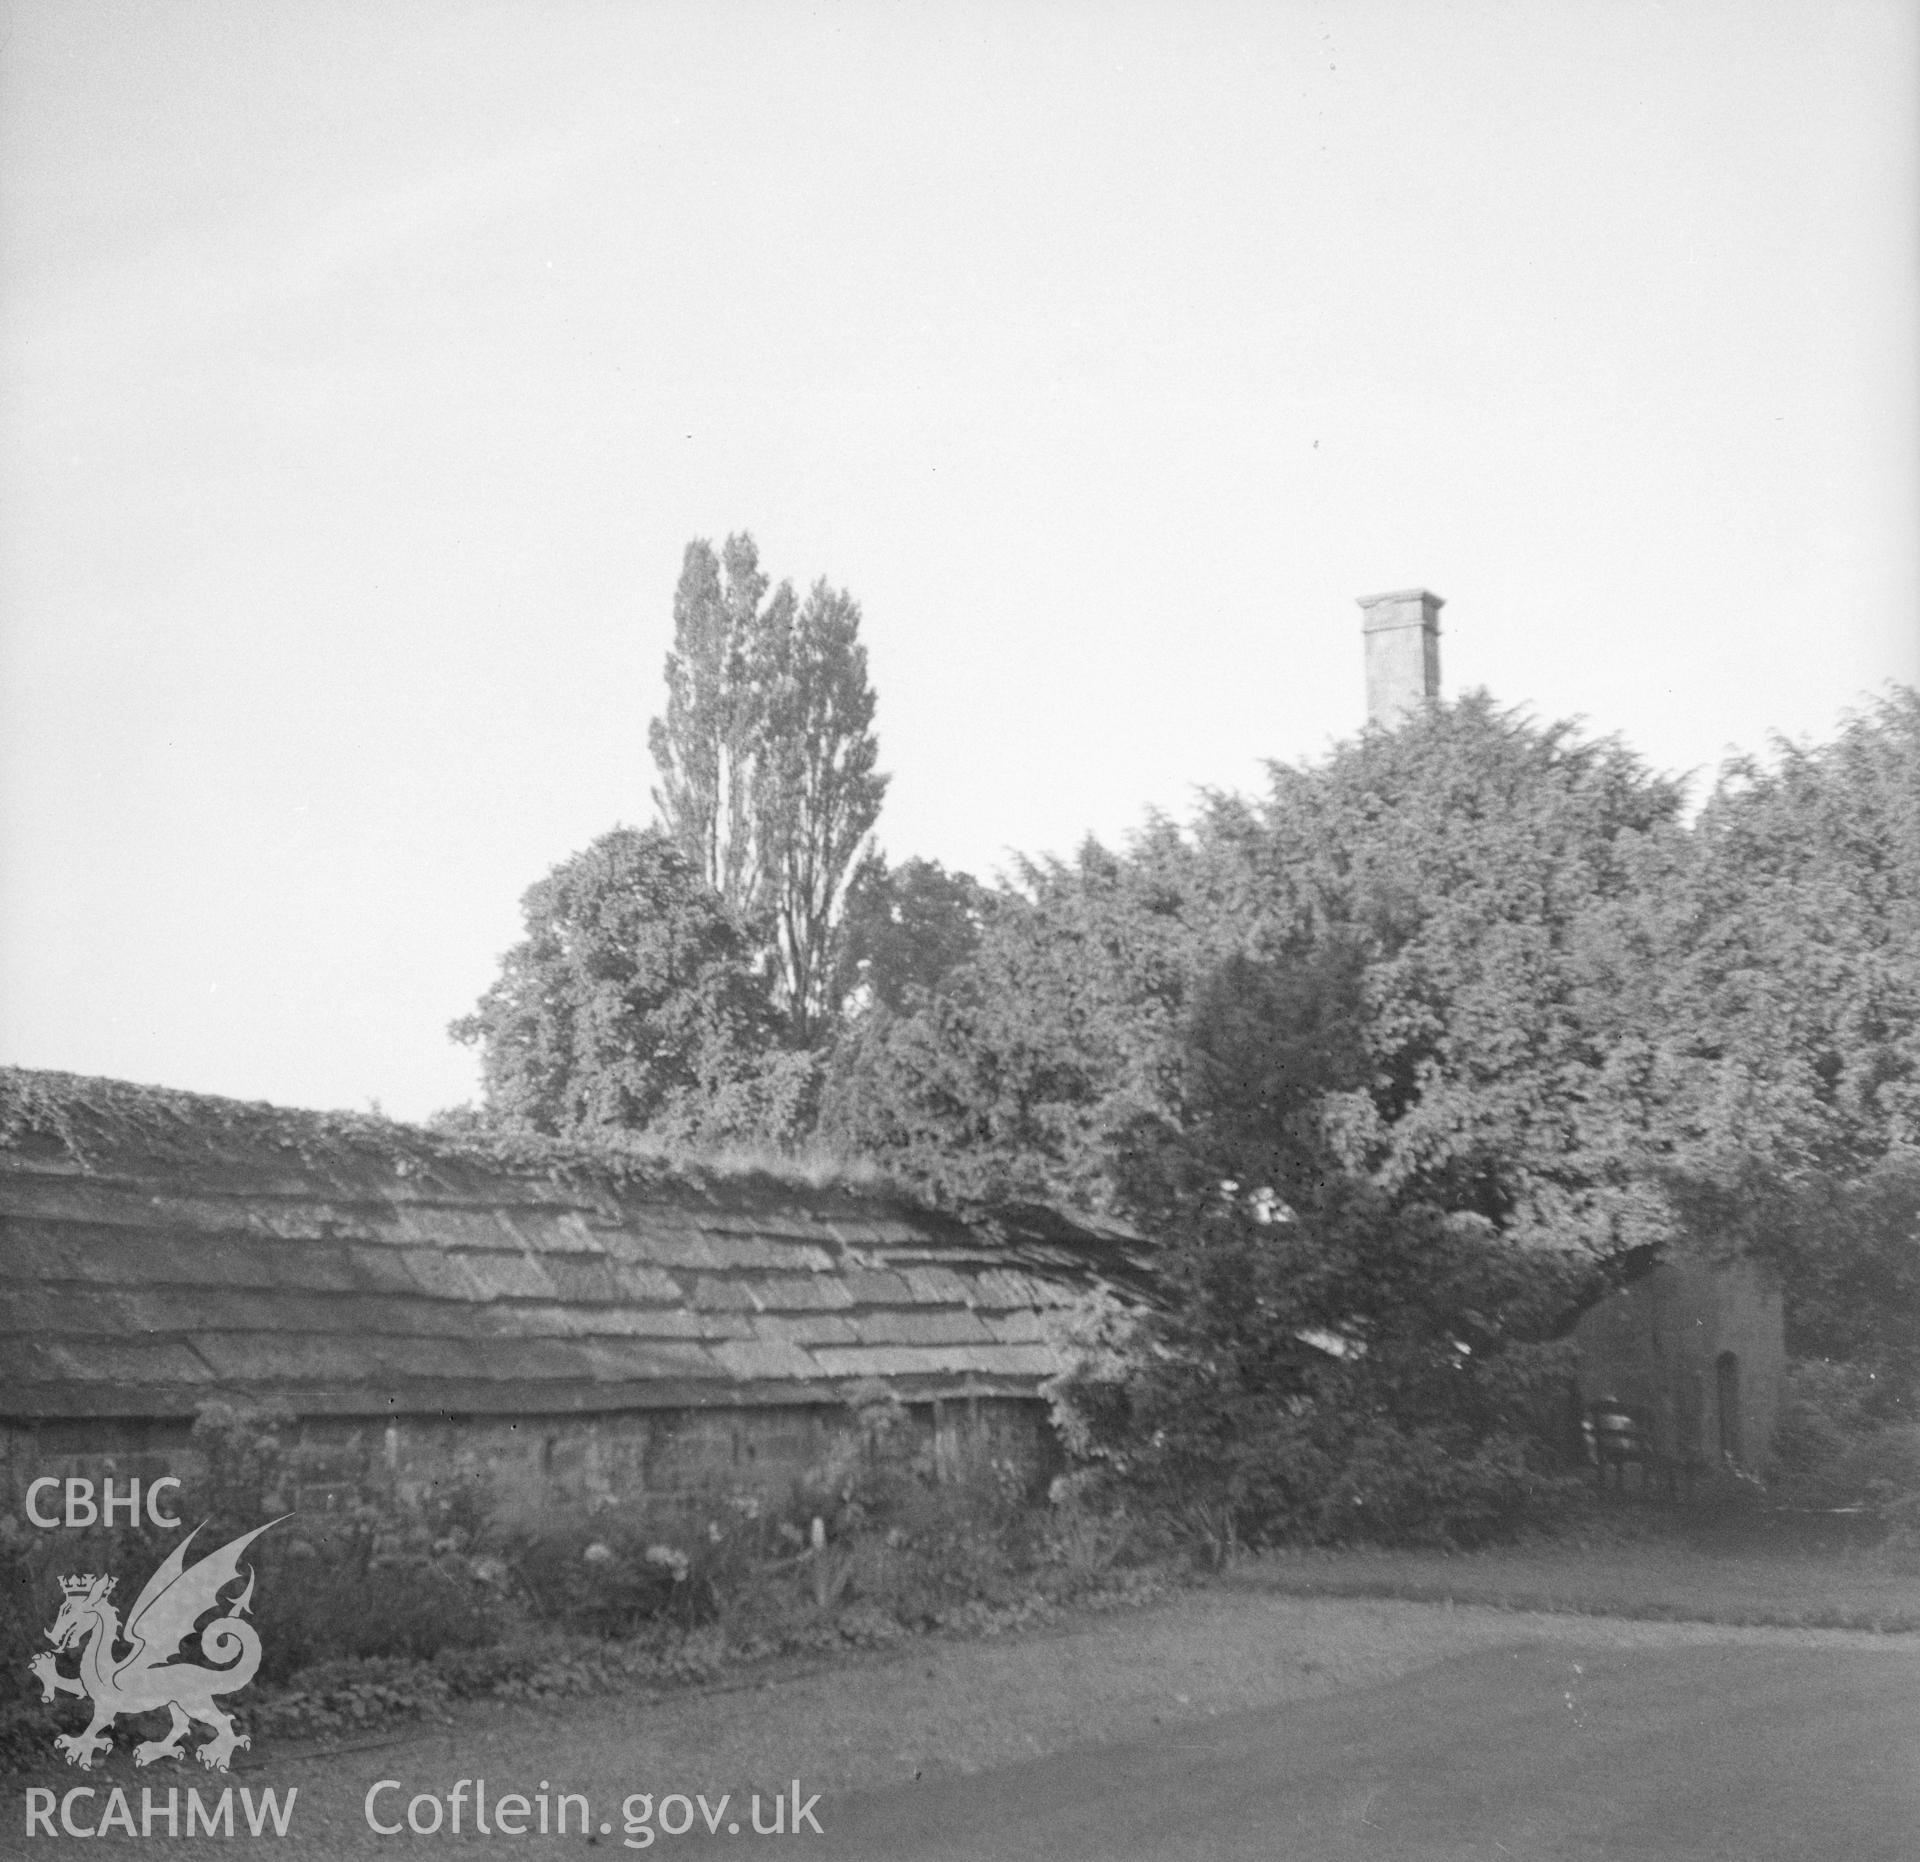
<box><xmin>1</xmin><ymin>1395</ymin><xmax>1059</xmax><ymax>1532</ymax></box>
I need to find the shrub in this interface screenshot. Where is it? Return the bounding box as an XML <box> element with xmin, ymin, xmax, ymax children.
<box><xmin>1050</xmin><ymin>1185</ymin><xmax>1588</xmax><ymax>1552</ymax></box>
<box><xmin>1771</xmin><ymin>1358</ymin><xmax>1920</xmax><ymax>1520</ymax></box>
<box><xmin>186</xmin><ymin>1405</ymin><xmax>500</xmax><ymax>1682</ymax></box>
<box><xmin>0</xmin><ymin>1402</ymin><xmax>500</xmax><ymax>1730</ymax></box>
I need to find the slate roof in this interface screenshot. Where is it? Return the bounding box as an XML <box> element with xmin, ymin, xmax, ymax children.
<box><xmin>0</xmin><ymin>1070</ymin><xmax>1152</xmax><ymax>1421</ymax></box>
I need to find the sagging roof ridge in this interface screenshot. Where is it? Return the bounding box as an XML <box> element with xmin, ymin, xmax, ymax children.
<box><xmin>0</xmin><ymin>1066</ymin><xmax>913</xmax><ymax>1204</ymax></box>
<box><xmin>0</xmin><ymin>1068</ymin><xmax>1151</xmax><ymax>1260</ymax></box>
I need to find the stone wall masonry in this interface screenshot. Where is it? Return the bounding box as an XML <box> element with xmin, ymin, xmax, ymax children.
<box><xmin>1</xmin><ymin>1394</ymin><xmax>1059</xmax><ymax>1535</ymax></box>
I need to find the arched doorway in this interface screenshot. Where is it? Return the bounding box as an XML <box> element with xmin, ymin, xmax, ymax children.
<box><xmin>1716</xmin><ymin>1351</ymin><xmax>1743</xmax><ymax>1465</ymax></box>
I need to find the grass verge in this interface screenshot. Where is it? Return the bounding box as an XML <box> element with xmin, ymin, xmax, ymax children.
<box><xmin>1226</xmin><ymin>1520</ymin><xmax>1920</xmax><ymax>1631</ymax></box>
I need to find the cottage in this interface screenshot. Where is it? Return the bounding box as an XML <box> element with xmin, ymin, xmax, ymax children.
<box><xmin>1567</xmin><ymin>1247</ymin><xmax>1785</xmax><ymax>1487</ymax></box>
<box><xmin>0</xmin><ymin>1069</ymin><xmax>1149</xmax><ymax>1525</ymax></box>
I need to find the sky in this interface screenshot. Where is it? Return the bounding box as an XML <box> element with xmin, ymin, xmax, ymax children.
<box><xmin>1</xmin><ymin>0</ymin><xmax>1914</xmax><ymax>1123</ymax></box>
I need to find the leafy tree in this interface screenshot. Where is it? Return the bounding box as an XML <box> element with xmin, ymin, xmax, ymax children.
<box><xmin>647</xmin><ymin>534</ymin><xmax>887</xmax><ymax>1042</ymax></box>
<box><xmin>449</xmin><ymin>827</ymin><xmax>807</xmax><ymax>1144</ymax></box>
<box><xmin>827</xmin><ymin>697</ymin><xmax>1690</xmax><ymax>1251</ymax></box>
<box><xmin>821</xmin><ymin>825</ymin><xmax>1255</xmax><ymax>1209</ymax></box>
<box><xmin>1200</xmin><ymin>695</ymin><xmax>1685</xmax><ymax>1260</ymax></box>
<box><xmin>1605</xmin><ymin>691</ymin><xmax>1920</xmax><ymax>1398</ymax></box>
<box><xmin>1111</xmin><ymin>941</ymin><xmax>1371</xmax><ymax>1227</ymax></box>
<box><xmin>649</xmin><ymin>536</ymin><xmax>790</xmax><ymax>914</ymax></box>
<box><xmin>822</xmin><ymin>684</ymin><xmax>1919</xmax><ymax>1540</ymax></box>
<box><xmin>1642</xmin><ymin>688</ymin><xmax>1920</xmax><ymax>1181</ymax></box>
<box><xmin>832</xmin><ymin>856</ymin><xmax>991</xmax><ymax>1014</ymax></box>
<box><xmin>1050</xmin><ymin>915</ymin><xmax>1586</xmax><ymax>1550</ymax></box>
<box><xmin>756</xmin><ymin>578</ymin><xmax>889</xmax><ymax>1042</ymax></box>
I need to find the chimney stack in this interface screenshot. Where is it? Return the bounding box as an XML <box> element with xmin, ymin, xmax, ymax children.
<box><xmin>1357</xmin><ymin>588</ymin><xmax>1442</xmax><ymax>726</ymax></box>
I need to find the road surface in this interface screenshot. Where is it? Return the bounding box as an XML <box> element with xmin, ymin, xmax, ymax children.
<box><xmin>14</xmin><ymin>1596</ymin><xmax>1916</xmax><ymax>1857</ymax></box>
<box><xmin>682</xmin><ymin>1639</ymin><xmax>1919</xmax><ymax>1861</ymax></box>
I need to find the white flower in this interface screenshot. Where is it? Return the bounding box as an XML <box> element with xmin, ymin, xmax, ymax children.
<box><xmin>644</xmin><ymin>1544</ymin><xmax>691</xmax><ymax>1582</ymax></box>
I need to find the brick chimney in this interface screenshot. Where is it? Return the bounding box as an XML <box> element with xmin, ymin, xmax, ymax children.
<box><xmin>1357</xmin><ymin>588</ymin><xmax>1442</xmax><ymax>726</ymax></box>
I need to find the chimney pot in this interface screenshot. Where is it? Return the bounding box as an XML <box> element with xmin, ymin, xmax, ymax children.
<box><xmin>1357</xmin><ymin>588</ymin><xmax>1443</xmax><ymax>726</ymax></box>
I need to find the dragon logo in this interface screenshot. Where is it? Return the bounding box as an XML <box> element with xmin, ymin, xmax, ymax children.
<box><xmin>29</xmin><ymin>1517</ymin><xmax>285</xmax><ymax>1772</ymax></box>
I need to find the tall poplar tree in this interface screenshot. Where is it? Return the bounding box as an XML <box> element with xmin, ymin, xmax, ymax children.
<box><xmin>648</xmin><ymin>535</ymin><xmax>793</xmax><ymax>914</ymax></box>
<box><xmin>758</xmin><ymin>578</ymin><xmax>889</xmax><ymax>1041</ymax></box>
<box><xmin>648</xmin><ymin>533</ymin><xmax>887</xmax><ymax>1042</ymax></box>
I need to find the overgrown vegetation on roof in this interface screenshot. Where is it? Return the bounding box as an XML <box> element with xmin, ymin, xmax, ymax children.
<box><xmin>0</xmin><ymin>1066</ymin><xmax>899</xmax><ymax>1198</ymax></box>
